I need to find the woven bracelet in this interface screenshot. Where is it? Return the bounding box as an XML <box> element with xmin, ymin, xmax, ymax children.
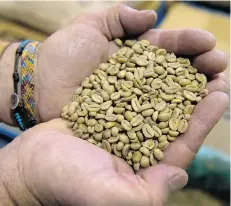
<box><xmin>11</xmin><ymin>40</ymin><xmax>39</xmax><ymax>131</ymax></box>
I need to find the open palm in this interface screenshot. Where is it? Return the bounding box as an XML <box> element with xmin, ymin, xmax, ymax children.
<box><xmin>36</xmin><ymin>3</ymin><xmax>228</xmax><ymax>169</ymax></box>
<box><xmin>12</xmin><ymin>5</ymin><xmax>229</xmax><ymax>206</ymax></box>
<box><xmin>11</xmin><ymin>119</ymin><xmax>186</xmax><ymax>206</ymax></box>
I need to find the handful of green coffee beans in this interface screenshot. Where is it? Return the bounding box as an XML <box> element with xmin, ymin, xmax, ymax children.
<box><xmin>61</xmin><ymin>39</ymin><xmax>208</xmax><ymax>171</ymax></box>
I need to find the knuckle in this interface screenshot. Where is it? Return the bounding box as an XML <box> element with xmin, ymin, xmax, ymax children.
<box><xmin>218</xmin><ymin>79</ymin><xmax>229</xmax><ymax>94</ymax></box>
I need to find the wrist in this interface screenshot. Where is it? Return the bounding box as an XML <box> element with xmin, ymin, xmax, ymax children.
<box><xmin>0</xmin><ymin>43</ymin><xmax>19</xmax><ymax>125</ymax></box>
<box><xmin>0</xmin><ymin>41</ymin><xmax>40</xmax><ymax>127</ymax></box>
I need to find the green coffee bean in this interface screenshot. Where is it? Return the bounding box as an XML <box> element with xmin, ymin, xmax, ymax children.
<box><xmin>113</xmin><ymin>107</ymin><xmax>125</xmax><ymax>114</ymax></box>
<box><xmin>103</xmin><ymin>129</ymin><xmax>111</xmax><ymax>139</ymax></box>
<box><xmin>113</xmin><ymin>144</ymin><xmax>122</xmax><ymax>157</ymax></box>
<box><xmin>102</xmin><ymin>140</ymin><xmax>111</xmax><ymax>153</ymax></box>
<box><xmin>140</xmin><ymin>156</ymin><xmax>150</xmax><ymax>168</ymax></box>
<box><xmin>153</xmin><ymin>125</ymin><xmax>162</xmax><ymax>137</ymax></box>
<box><xmin>139</xmin><ymin>147</ymin><xmax>151</xmax><ymax>156</ymax></box>
<box><xmin>169</xmin><ymin>118</ymin><xmax>179</xmax><ymax>131</ymax></box>
<box><xmin>110</xmin><ymin>92</ymin><xmax>121</xmax><ymax>101</ymax></box>
<box><xmin>112</xmin><ymin>126</ymin><xmax>119</xmax><ymax>136</ymax></box>
<box><xmin>93</xmin><ymin>132</ymin><xmax>103</xmax><ymax>141</ymax></box>
<box><xmin>158</xmin><ymin>135</ymin><xmax>167</xmax><ymax>142</ymax></box>
<box><xmin>142</xmin><ymin>124</ymin><xmax>155</xmax><ymax>138</ymax></box>
<box><xmin>157</xmin><ymin>141</ymin><xmax>169</xmax><ymax>150</ymax></box>
<box><xmin>116</xmin><ymin>102</ymin><xmax>127</xmax><ymax>108</ymax></box>
<box><xmin>125</xmin><ymin>111</ymin><xmax>134</xmax><ymax>121</ymax></box>
<box><xmin>132</xmin><ymin>151</ymin><xmax>142</xmax><ymax>163</ymax></box>
<box><xmin>183</xmin><ymin>90</ymin><xmax>197</xmax><ymax>101</ymax></box>
<box><xmin>108</xmin><ymin>136</ymin><xmax>119</xmax><ymax>143</ymax></box>
<box><xmin>95</xmin><ymin>124</ymin><xmax>104</xmax><ymax>133</ymax></box>
<box><xmin>184</xmin><ymin>105</ymin><xmax>194</xmax><ymax>115</ymax></box>
<box><xmin>168</xmin><ymin>130</ymin><xmax>179</xmax><ymax>137</ymax></box>
<box><xmin>130</xmin><ymin>114</ymin><xmax>144</xmax><ymax>127</ymax></box>
<box><xmin>121</xmin><ymin>120</ymin><xmax>132</xmax><ymax>131</ymax></box>
<box><xmin>158</xmin><ymin>121</ymin><xmax>169</xmax><ymax>129</ymax></box>
<box><xmin>113</xmin><ymin>142</ymin><xmax>124</xmax><ymax>151</ymax></box>
<box><xmin>155</xmin><ymin>101</ymin><xmax>167</xmax><ymax>111</ymax></box>
<box><xmin>117</xmin><ymin>114</ymin><xmax>124</xmax><ymax>123</ymax></box>
<box><xmin>143</xmin><ymin>139</ymin><xmax>155</xmax><ymax>150</ymax></box>
<box><xmin>127</xmin><ymin>130</ymin><xmax>137</xmax><ymax>140</ymax></box>
<box><xmin>161</xmin><ymin>127</ymin><xmax>169</xmax><ymax>135</ymax></box>
<box><xmin>105</xmin><ymin>122</ymin><xmax>116</xmax><ymax>129</ymax></box>
<box><xmin>88</xmin><ymin>138</ymin><xmax>97</xmax><ymax>145</ymax></box>
<box><xmin>137</xmin><ymin>131</ymin><xmax>144</xmax><ymax>142</ymax></box>
<box><xmin>178</xmin><ymin>119</ymin><xmax>188</xmax><ymax>133</ymax></box>
<box><xmin>142</xmin><ymin>109</ymin><xmax>154</xmax><ymax>117</ymax></box>
<box><xmin>150</xmin><ymin>152</ymin><xmax>157</xmax><ymax>166</ymax></box>
<box><xmin>119</xmin><ymin>134</ymin><xmax>130</xmax><ymax>144</ymax></box>
<box><xmin>122</xmin><ymin>144</ymin><xmax>130</xmax><ymax>157</ymax></box>
<box><xmin>179</xmin><ymin>79</ymin><xmax>191</xmax><ymax>86</ymax></box>
<box><xmin>92</xmin><ymin>94</ymin><xmax>103</xmax><ymax>103</ymax></box>
<box><xmin>152</xmin><ymin>111</ymin><xmax>159</xmax><ymax>122</ymax></box>
<box><xmin>131</xmin><ymin>142</ymin><xmax>141</xmax><ymax>150</ymax></box>
<box><xmin>199</xmin><ymin>89</ymin><xmax>208</xmax><ymax>97</ymax></box>
<box><xmin>114</xmin><ymin>38</ymin><xmax>123</xmax><ymax>47</ymax></box>
<box><xmin>87</xmin><ymin>104</ymin><xmax>100</xmax><ymax>112</ymax></box>
<box><xmin>167</xmin><ymin>135</ymin><xmax>176</xmax><ymax>141</ymax></box>
<box><xmin>153</xmin><ymin>149</ymin><xmax>164</xmax><ymax>160</ymax></box>
<box><xmin>86</xmin><ymin>119</ymin><xmax>97</xmax><ymax>126</ymax></box>
<box><xmin>105</xmin><ymin>114</ymin><xmax>117</xmax><ymax>122</ymax></box>
<box><xmin>160</xmin><ymin>93</ymin><xmax>175</xmax><ymax>101</ymax></box>
<box><xmin>158</xmin><ymin>113</ymin><xmax>171</xmax><ymax>122</ymax></box>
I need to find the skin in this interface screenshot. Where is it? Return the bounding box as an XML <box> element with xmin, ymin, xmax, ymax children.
<box><xmin>0</xmin><ymin>5</ymin><xmax>229</xmax><ymax>206</ymax></box>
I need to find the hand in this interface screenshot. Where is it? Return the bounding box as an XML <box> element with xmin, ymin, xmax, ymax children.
<box><xmin>36</xmin><ymin>4</ymin><xmax>229</xmax><ymax>170</ymax></box>
<box><xmin>0</xmin><ymin>119</ymin><xmax>188</xmax><ymax>206</ymax></box>
<box><xmin>0</xmin><ymin>5</ymin><xmax>228</xmax><ymax>125</ymax></box>
<box><xmin>35</xmin><ymin>3</ymin><xmax>229</xmax><ymax>170</ymax></box>
<box><xmin>35</xmin><ymin>5</ymin><xmax>228</xmax><ymax>123</ymax></box>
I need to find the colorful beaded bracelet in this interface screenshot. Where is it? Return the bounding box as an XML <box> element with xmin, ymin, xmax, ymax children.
<box><xmin>10</xmin><ymin>40</ymin><xmax>39</xmax><ymax>131</ymax></box>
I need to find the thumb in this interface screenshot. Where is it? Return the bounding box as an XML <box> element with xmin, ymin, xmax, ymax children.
<box><xmin>138</xmin><ymin>164</ymin><xmax>188</xmax><ymax>205</ymax></box>
<box><xmin>74</xmin><ymin>4</ymin><xmax>157</xmax><ymax>40</ymax></box>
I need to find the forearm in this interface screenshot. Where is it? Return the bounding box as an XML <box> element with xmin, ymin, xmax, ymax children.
<box><xmin>0</xmin><ymin>43</ymin><xmax>19</xmax><ymax>125</ymax></box>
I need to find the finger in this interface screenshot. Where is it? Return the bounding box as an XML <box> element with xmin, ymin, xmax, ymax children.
<box><xmin>138</xmin><ymin>164</ymin><xmax>188</xmax><ymax>205</ymax></box>
<box><xmin>138</xmin><ymin>29</ymin><xmax>227</xmax><ymax>75</ymax></box>
<box><xmin>207</xmin><ymin>73</ymin><xmax>229</xmax><ymax>94</ymax></box>
<box><xmin>112</xmin><ymin>155</ymin><xmax>135</xmax><ymax>175</ymax></box>
<box><xmin>192</xmin><ymin>50</ymin><xmax>229</xmax><ymax>75</ymax></box>
<box><xmin>211</xmin><ymin>72</ymin><xmax>229</xmax><ymax>83</ymax></box>
<box><xmin>161</xmin><ymin>91</ymin><xmax>229</xmax><ymax>169</ymax></box>
<box><xmin>39</xmin><ymin>118</ymin><xmax>73</xmax><ymax>135</ymax></box>
<box><xmin>75</xmin><ymin>5</ymin><xmax>157</xmax><ymax>40</ymax></box>
<box><xmin>138</xmin><ymin>28</ymin><xmax>216</xmax><ymax>55</ymax></box>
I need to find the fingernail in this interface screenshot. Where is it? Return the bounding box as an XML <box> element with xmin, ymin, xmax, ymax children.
<box><xmin>139</xmin><ymin>10</ymin><xmax>157</xmax><ymax>21</ymax></box>
<box><xmin>168</xmin><ymin>173</ymin><xmax>188</xmax><ymax>193</ymax></box>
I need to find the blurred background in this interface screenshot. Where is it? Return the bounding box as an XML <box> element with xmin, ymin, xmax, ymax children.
<box><xmin>0</xmin><ymin>1</ymin><xmax>230</xmax><ymax>206</ymax></box>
